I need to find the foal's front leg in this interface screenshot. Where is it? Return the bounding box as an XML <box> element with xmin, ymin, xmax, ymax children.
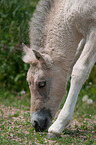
<box><xmin>48</xmin><ymin>27</ymin><xmax>96</xmax><ymax>135</ymax></box>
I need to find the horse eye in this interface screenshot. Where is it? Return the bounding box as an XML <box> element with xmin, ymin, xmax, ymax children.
<box><xmin>38</xmin><ymin>81</ymin><xmax>46</xmax><ymax>88</ymax></box>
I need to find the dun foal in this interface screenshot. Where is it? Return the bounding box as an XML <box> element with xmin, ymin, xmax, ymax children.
<box><xmin>22</xmin><ymin>0</ymin><xmax>96</xmax><ymax>135</ymax></box>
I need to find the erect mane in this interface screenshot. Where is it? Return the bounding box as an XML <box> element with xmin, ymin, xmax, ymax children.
<box><xmin>29</xmin><ymin>0</ymin><xmax>54</xmax><ymax>50</ymax></box>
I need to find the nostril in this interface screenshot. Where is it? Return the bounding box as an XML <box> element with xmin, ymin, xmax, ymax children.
<box><xmin>34</xmin><ymin>120</ymin><xmax>38</xmax><ymax>128</ymax></box>
<box><xmin>32</xmin><ymin>120</ymin><xmax>40</xmax><ymax>132</ymax></box>
<box><xmin>31</xmin><ymin>108</ymin><xmax>51</xmax><ymax>132</ymax></box>
<box><xmin>32</xmin><ymin>118</ymin><xmax>48</xmax><ymax>132</ymax></box>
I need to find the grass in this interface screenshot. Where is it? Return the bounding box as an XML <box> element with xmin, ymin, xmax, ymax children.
<box><xmin>0</xmin><ymin>0</ymin><xmax>39</xmax><ymax>46</ymax></box>
<box><xmin>0</xmin><ymin>84</ymin><xmax>96</xmax><ymax>145</ymax></box>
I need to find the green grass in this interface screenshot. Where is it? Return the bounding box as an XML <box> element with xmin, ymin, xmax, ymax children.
<box><xmin>0</xmin><ymin>0</ymin><xmax>39</xmax><ymax>46</ymax></box>
<box><xmin>0</xmin><ymin>84</ymin><xmax>96</xmax><ymax>145</ymax></box>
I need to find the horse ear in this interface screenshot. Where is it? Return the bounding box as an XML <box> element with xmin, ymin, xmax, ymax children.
<box><xmin>33</xmin><ymin>50</ymin><xmax>46</xmax><ymax>64</ymax></box>
<box><xmin>22</xmin><ymin>43</ymin><xmax>37</xmax><ymax>64</ymax></box>
<box><xmin>22</xmin><ymin>43</ymin><xmax>46</xmax><ymax>65</ymax></box>
<box><xmin>22</xmin><ymin>43</ymin><xmax>29</xmax><ymax>52</ymax></box>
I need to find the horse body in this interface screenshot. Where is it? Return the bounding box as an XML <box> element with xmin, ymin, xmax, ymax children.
<box><xmin>23</xmin><ymin>0</ymin><xmax>96</xmax><ymax>134</ymax></box>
